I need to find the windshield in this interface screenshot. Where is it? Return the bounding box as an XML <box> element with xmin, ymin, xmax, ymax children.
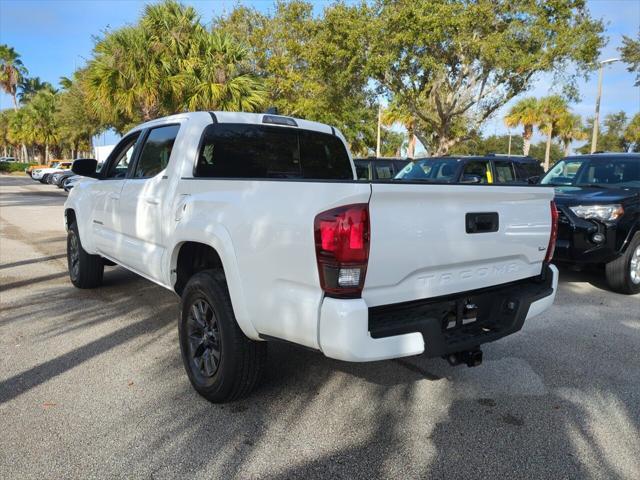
<box><xmin>541</xmin><ymin>157</ymin><xmax>640</xmax><ymax>188</ymax></box>
<box><xmin>395</xmin><ymin>158</ymin><xmax>460</xmax><ymax>182</ymax></box>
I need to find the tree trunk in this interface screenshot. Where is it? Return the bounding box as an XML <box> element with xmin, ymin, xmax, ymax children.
<box><xmin>544</xmin><ymin>125</ymin><xmax>553</xmax><ymax>171</ymax></box>
<box><xmin>522</xmin><ymin>124</ymin><xmax>533</xmax><ymax>156</ymax></box>
<box><xmin>45</xmin><ymin>143</ymin><xmax>49</xmax><ymax>163</ymax></box>
<box><xmin>563</xmin><ymin>140</ymin><xmax>571</xmax><ymax>157</ymax></box>
<box><xmin>435</xmin><ymin>136</ymin><xmax>458</xmax><ymax>156</ymax></box>
<box><xmin>407</xmin><ymin>127</ymin><xmax>416</xmax><ymax>158</ymax></box>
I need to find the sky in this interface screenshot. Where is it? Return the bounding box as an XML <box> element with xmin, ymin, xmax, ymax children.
<box><xmin>1</xmin><ymin>0</ymin><xmax>639</xmax><ymax>152</ymax></box>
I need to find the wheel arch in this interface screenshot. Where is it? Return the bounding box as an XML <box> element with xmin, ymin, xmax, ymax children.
<box><xmin>64</xmin><ymin>208</ymin><xmax>76</xmax><ymax>231</ymax></box>
<box><xmin>169</xmin><ymin>237</ymin><xmax>258</xmax><ymax>340</ymax></box>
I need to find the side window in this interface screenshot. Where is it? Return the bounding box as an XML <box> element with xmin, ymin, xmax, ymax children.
<box><xmin>373</xmin><ymin>161</ymin><xmax>394</xmax><ymax>179</ymax></box>
<box><xmin>134</xmin><ymin>125</ymin><xmax>180</xmax><ymax>179</ymax></box>
<box><xmin>354</xmin><ymin>160</ymin><xmax>371</xmax><ymax>180</ymax></box>
<box><xmin>461</xmin><ymin>161</ymin><xmax>491</xmax><ymax>184</ymax></box>
<box><xmin>104</xmin><ymin>134</ymin><xmax>140</xmax><ymax>179</ymax></box>
<box><xmin>494</xmin><ymin>161</ymin><xmax>516</xmax><ymax>183</ymax></box>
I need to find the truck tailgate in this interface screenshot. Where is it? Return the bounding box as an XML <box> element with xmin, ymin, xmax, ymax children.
<box><xmin>364</xmin><ymin>183</ymin><xmax>555</xmax><ymax>307</ymax></box>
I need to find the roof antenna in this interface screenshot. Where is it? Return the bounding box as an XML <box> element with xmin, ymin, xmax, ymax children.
<box><xmin>266</xmin><ymin>107</ymin><xmax>278</xmax><ymax>115</ymax></box>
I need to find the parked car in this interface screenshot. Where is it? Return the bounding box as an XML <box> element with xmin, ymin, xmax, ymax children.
<box><xmin>26</xmin><ymin>160</ymin><xmax>63</xmax><ymax>177</ymax></box>
<box><xmin>354</xmin><ymin>157</ymin><xmax>410</xmax><ymax>180</ymax></box>
<box><xmin>51</xmin><ymin>170</ymin><xmax>75</xmax><ymax>187</ymax></box>
<box><xmin>395</xmin><ymin>155</ymin><xmax>544</xmax><ymax>184</ymax></box>
<box><xmin>31</xmin><ymin>161</ymin><xmax>72</xmax><ymax>182</ymax></box>
<box><xmin>0</xmin><ymin>156</ymin><xmax>17</xmax><ymax>162</ymax></box>
<box><xmin>62</xmin><ymin>175</ymin><xmax>82</xmax><ymax>192</ymax></box>
<box><xmin>65</xmin><ymin>111</ymin><xmax>558</xmax><ymax>403</ymax></box>
<box><xmin>540</xmin><ymin>152</ymin><xmax>640</xmax><ymax>294</ymax></box>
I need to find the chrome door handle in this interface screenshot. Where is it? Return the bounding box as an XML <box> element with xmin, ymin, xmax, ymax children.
<box><xmin>145</xmin><ymin>198</ymin><xmax>159</xmax><ymax>205</ymax></box>
<box><xmin>109</xmin><ymin>193</ymin><xmax>120</xmax><ymax>201</ymax></box>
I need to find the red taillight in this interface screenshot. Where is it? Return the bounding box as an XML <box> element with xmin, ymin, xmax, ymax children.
<box><xmin>314</xmin><ymin>204</ymin><xmax>370</xmax><ymax>298</ymax></box>
<box><xmin>545</xmin><ymin>201</ymin><xmax>559</xmax><ymax>263</ymax></box>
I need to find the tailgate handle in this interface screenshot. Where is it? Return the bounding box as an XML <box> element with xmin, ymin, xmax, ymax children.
<box><xmin>466</xmin><ymin>212</ymin><xmax>499</xmax><ymax>234</ymax></box>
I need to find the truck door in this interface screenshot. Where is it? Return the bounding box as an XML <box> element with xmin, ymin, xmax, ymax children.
<box><xmin>91</xmin><ymin>133</ymin><xmax>141</xmax><ymax>259</ymax></box>
<box><xmin>117</xmin><ymin>124</ymin><xmax>180</xmax><ymax>280</ymax></box>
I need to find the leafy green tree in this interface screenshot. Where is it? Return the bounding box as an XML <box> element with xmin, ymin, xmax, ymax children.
<box><xmin>529</xmin><ymin>140</ymin><xmax>563</xmax><ymax>166</ymax></box>
<box><xmin>382</xmin><ymin>101</ymin><xmax>417</xmax><ymax>158</ymax></box>
<box><xmin>56</xmin><ymin>71</ymin><xmax>101</xmax><ymax>158</ymax></box>
<box><xmin>364</xmin><ymin>0</ymin><xmax>604</xmax><ymax>155</ymax></box>
<box><xmin>214</xmin><ymin>1</ymin><xmax>377</xmax><ymax>153</ymax></box>
<box><xmin>379</xmin><ymin>128</ymin><xmax>405</xmax><ymax>157</ymax></box>
<box><xmin>0</xmin><ymin>109</ymin><xmax>17</xmax><ymax>157</ymax></box>
<box><xmin>620</xmin><ymin>31</ymin><xmax>640</xmax><ymax>86</ymax></box>
<box><xmin>624</xmin><ymin>113</ymin><xmax>640</xmax><ymax>152</ymax></box>
<box><xmin>505</xmin><ymin>98</ymin><xmax>541</xmax><ymax>156</ymax></box>
<box><xmin>578</xmin><ymin>112</ymin><xmax>631</xmax><ymax>154</ymax></box>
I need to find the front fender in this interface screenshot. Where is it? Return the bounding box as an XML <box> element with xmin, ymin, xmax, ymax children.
<box><xmin>64</xmin><ymin>184</ymin><xmax>98</xmax><ymax>254</ymax></box>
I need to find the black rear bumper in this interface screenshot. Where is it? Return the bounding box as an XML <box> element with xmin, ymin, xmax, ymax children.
<box><xmin>368</xmin><ymin>267</ymin><xmax>554</xmax><ymax>358</ymax></box>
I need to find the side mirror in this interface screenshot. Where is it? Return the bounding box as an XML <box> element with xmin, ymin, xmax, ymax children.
<box><xmin>461</xmin><ymin>174</ymin><xmax>482</xmax><ymax>184</ymax></box>
<box><xmin>72</xmin><ymin>158</ymin><xmax>99</xmax><ymax>178</ymax></box>
<box><xmin>527</xmin><ymin>176</ymin><xmax>540</xmax><ymax>184</ymax></box>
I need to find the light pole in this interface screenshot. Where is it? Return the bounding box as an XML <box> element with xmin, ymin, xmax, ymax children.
<box><xmin>590</xmin><ymin>58</ymin><xmax>620</xmax><ymax>154</ymax></box>
<box><xmin>376</xmin><ymin>103</ymin><xmax>382</xmax><ymax>158</ymax></box>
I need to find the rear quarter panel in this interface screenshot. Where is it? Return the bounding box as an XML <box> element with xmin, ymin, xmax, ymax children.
<box><xmin>169</xmin><ymin>180</ymin><xmax>371</xmax><ymax>348</ymax></box>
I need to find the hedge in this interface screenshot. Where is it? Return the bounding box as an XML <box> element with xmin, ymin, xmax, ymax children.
<box><xmin>0</xmin><ymin>162</ymin><xmax>37</xmax><ymax>173</ymax></box>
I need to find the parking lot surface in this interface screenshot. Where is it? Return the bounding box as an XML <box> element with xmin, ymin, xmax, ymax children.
<box><xmin>1</xmin><ymin>176</ymin><xmax>639</xmax><ymax>479</ymax></box>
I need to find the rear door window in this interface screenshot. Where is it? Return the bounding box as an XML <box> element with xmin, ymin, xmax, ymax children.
<box><xmin>373</xmin><ymin>161</ymin><xmax>394</xmax><ymax>179</ymax></box>
<box><xmin>461</xmin><ymin>161</ymin><xmax>492</xmax><ymax>183</ymax></box>
<box><xmin>134</xmin><ymin>125</ymin><xmax>180</xmax><ymax>179</ymax></box>
<box><xmin>493</xmin><ymin>161</ymin><xmax>517</xmax><ymax>184</ymax></box>
<box><xmin>354</xmin><ymin>160</ymin><xmax>371</xmax><ymax>180</ymax></box>
<box><xmin>195</xmin><ymin>124</ymin><xmax>352</xmax><ymax>180</ymax></box>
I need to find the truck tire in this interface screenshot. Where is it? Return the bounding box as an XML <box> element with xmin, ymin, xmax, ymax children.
<box><xmin>605</xmin><ymin>233</ymin><xmax>640</xmax><ymax>295</ymax></box>
<box><xmin>67</xmin><ymin>222</ymin><xmax>104</xmax><ymax>288</ymax></box>
<box><xmin>179</xmin><ymin>270</ymin><xmax>267</xmax><ymax>403</ymax></box>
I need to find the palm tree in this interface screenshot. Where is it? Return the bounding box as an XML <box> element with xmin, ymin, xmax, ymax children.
<box><xmin>504</xmin><ymin>97</ymin><xmax>539</xmax><ymax>156</ymax></box>
<box><xmin>0</xmin><ymin>44</ymin><xmax>28</xmax><ymax>110</ymax></box>
<box><xmin>556</xmin><ymin>112</ymin><xmax>587</xmax><ymax>157</ymax></box>
<box><xmin>18</xmin><ymin>76</ymin><xmax>55</xmax><ymax>104</ymax></box>
<box><xmin>86</xmin><ymin>25</ymin><xmax>162</xmax><ymax>128</ymax></box>
<box><xmin>537</xmin><ymin>95</ymin><xmax>568</xmax><ymax>170</ymax></box>
<box><xmin>1</xmin><ymin>44</ymin><xmax>29</xmax><ymax>161</ymax></box>
<box><xmin>382</xmin><ymin>101</ymin><xmax>417</xmax><ymax>158</ymax></box>
<box><xmin>177</xmin><ymin>32</ymin><xmax>267</xmax><ymax>112</ymax></box>
<box><xmin>84</xmin><ymin>1</ymin><xmax>266</xmax><ymax>132</ymax></box>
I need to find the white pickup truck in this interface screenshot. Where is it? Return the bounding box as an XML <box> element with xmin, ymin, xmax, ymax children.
<box><xmin>65</xmin><ymin>112</ymin><xmax>558</xmax><ymax>403</ymax></box>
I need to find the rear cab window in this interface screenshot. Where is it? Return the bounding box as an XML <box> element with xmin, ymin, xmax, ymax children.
<box><xmin>195</xmin><ymin>124</ymin><xmax>353</xmax><ymax>180</ymax></box>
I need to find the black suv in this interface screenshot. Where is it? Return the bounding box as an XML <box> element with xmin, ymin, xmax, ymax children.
<box><xmin>394</xmin><ymin>155</ymin><xmax>543</xmax><ymax>184</ymax></box>
<box><xmin>540</xmin><ymin>153</ymin><xmax>640</xmax><ymax>294</ymax></box>
<box><xmin>354</xmin><ymin>157</ymin><xmax>410</xmax><ymax>180</ymax></box>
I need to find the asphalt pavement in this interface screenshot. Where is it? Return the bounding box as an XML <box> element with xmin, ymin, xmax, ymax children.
<box><xmin>1</xmin><ymin>176</ymin><xmax>638</xmax><ymax>479</ymax></box>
